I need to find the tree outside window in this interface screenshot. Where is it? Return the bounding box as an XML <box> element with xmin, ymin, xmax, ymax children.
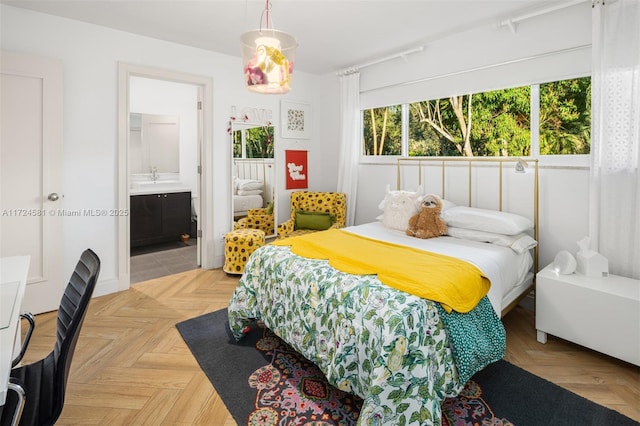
<box><xmin>362</xmin><ymin>105</ymin><xmax>402</xmax><ymax>155</ymax></box>
<box><xmin>233</xmin><ymin>125</ymin><xmax>274</xmax><ymax>159</ymax></box>
<box><xmin>362</xmin><ymin>77</ymin><xmax>590</xmax><ymax>157</ymax></box>
<box><xmin>539</xmin><ymin>78</ymin><xmax>590</xmax><ymax>155</ymax></box>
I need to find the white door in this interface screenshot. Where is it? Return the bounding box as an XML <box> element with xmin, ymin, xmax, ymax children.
<box><xmin>0</xmin><ymin>50</ymin><xmax>64</xmax><ymax>314</ymax></box>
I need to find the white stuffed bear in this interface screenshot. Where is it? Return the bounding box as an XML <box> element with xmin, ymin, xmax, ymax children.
<box><xmin>377</xmin><ymin>185</ymin><xmax>422</xmax><ymax>231</ymax></box>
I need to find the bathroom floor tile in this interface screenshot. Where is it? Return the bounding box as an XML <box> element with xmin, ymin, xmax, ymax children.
<box><xmin>130</xmin><ymin>244</ymin><xmax>198</xmax><ymax>284</ymax></box>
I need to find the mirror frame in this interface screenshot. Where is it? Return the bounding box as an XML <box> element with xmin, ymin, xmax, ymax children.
<box><xmin>230</xmin><ymin>107</ymin><xmax>277</xmax><ymax>239</ymax></box>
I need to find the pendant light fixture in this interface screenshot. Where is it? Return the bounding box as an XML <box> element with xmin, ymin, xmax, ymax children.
<box><xmin>240</xmin><ymin>1</ymin><xmax>297</xmax><ymax>94</ymax></box>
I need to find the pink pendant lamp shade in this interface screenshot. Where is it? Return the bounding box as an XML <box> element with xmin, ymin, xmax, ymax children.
<box><xmin>240</xmin><ymin>1</ymin><xmax>297</xmax><ymax>94</ymax></box>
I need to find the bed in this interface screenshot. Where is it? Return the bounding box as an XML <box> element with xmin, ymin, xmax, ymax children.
<box><xmin>232</xmin><ymin>158</ymin><xmax>274</xmax><ymax>218</ymax></box>
<box><xmin>233</xmin><ymin>191</ymin><xmax>263</xmax><ymax>218</ymax></box>
<box><xmin>228</xmin><ymin>157</ymin><xmax>539</xmax><ymax>425</ymax></box>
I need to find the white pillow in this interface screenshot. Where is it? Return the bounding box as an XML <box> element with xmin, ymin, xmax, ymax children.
<box><xmin>237</xmin><ymin>189</ymin><xmax>263</xmax><ymax>196</ymax></box>
<box><xmin>236</xmin><ymin>178</ymin><xmax>263</xmax><ymax>191</ymax></box>
<box><xmin>446</xmin><ymin>227</ymin><xmax>537</xmax><ymax>254</ymax></box>
<box><xmin>438</xmin><ymin>198</ymin><xmax>456</xmax><ymax>211</ymax></box>
<box><xmin>511</xmin><ymin>234</ymin><xmax>538</xmax><ymax>254</ymax></box>
<box><xmin>441</xmin><ymin>206</ymin><xmax>534</xmax><ymax>235</ymax></box>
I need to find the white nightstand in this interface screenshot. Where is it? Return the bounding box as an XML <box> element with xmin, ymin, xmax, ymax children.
<box><xmin>536</xmin><ymin>263</ymin><xmax>640</xmax><ymax>366</ymax></box>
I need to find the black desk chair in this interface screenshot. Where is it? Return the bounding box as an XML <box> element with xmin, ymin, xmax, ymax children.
<box><xmin>1</xmin><ymin>249</ymin><xmax>100</xmax><ymax>426</ymax></box>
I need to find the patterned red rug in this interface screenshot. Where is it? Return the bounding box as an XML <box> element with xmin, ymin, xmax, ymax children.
<box><xmin>176</xmin><ymin>308</ymin><xmax>638</xmax><ymax>426</ymax></box>
<box><xmin>245</xmin><ymin>323</ymin><xmax>510</xmax><ymax>426</ymax></box>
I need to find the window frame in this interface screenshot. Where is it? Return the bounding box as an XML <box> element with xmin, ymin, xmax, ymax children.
<box><xmin>359</xmin><ymin>76</ymin><xmax>591</xmax><ymax>169</ymax></box>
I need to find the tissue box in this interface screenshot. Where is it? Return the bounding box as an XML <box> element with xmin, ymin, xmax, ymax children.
<box><xmin>576</xmin><ymin>251</ymin><xmax>609</xmax><ymax>277</ymax></box>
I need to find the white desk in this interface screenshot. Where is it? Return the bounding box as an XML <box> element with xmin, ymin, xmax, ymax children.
<box><xmin>0</xmin><ymin>256</ymin><xmax>30</xmax><ymax>406</ymax></box>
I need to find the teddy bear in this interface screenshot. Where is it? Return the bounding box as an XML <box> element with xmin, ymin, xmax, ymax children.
<box><xmin>406</xmin><ymin>194</ymin><xmax>448</xmax><ymax>239</ymax></box>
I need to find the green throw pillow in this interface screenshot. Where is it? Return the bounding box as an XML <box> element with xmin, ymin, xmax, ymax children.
<box><xmin>295</xmin><ymin>210</ymin><xmax>336</xmax><ymax>231</ymax></box>
<box><xmin>266</xmin><ymin>202</ymin><xmax>274</xmax><ymax>215</ymax></box>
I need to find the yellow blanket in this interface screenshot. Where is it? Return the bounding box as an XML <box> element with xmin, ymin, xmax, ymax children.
<box><xmin>272</xmin><ymin>229</ymin><xmax>490</xmax><ymax>313</ymax></box>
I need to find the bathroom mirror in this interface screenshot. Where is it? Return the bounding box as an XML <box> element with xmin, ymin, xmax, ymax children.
<box><xmin>129</xmin><ymin>112</ymin><xmax>180</xmax><ymax>174</ymax></box>
<box><xmin>231</xmin><ymin>118</ymin><xmax>276</xmax><ymax>239</ymax></box>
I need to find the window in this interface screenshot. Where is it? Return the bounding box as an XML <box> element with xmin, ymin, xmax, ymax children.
<box><xmin>539</xmin><ymin>79</ymin><xmax>591</xmax><ymax>155</ymax></box>
<box><xmin>232</xmin><ymin>125</ymin><xmax>274</xmax><ymax>159</ymax></box>
<box><xmin>362</xmin><ymin>105</ymin><xmax>402</xmax><ymax>155</ymax></box>
<box><xmin>362</xmin><ymin>77</ymin><xmax>590</xmax><ymax>158</ymax></box>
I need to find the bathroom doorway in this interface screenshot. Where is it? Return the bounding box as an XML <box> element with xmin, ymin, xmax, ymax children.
<box><xmin>117</xmin><ymin>63</ymin><xmax>213</xmax><ymax>288</ymax></box>
<box><xmin>128</xmin><ymin>76</ymin><xmax>200</xmax><ymax>283</ymax></box>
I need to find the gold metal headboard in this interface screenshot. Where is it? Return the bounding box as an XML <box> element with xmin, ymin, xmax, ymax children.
<box><xmin>233</xmin><ymin>158</ymin><xmax>275</xmax><ymax>204</ymax></box>
<box><xmin>397</xmin><ymin>156</ymin><xmax>539</xmax><ymax>273</ymax></box>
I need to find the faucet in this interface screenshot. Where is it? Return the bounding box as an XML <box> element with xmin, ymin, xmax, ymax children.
<box><xmin>150</xmin><ymin>166</ymin><xmax>158</xmax><ymax>182</ymax></box>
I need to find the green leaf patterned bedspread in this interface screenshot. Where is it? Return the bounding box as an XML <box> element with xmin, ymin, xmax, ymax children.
<box><xmin>228</xmin><ymin>244</ymin><xmax>505</xmax><ymax>426</ymax></box>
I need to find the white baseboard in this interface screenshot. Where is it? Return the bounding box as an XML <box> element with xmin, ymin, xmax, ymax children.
<box><xmin>93</xmin><ymin>277</ymin><xmax>121</xmax><ymax>298</ymax></box>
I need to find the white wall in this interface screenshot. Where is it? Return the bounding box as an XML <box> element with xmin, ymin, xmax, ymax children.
<box><xmin>0</xmin><ymin>4</ymin><xmax>332</xmax><ymax>296</ymax></box>
<box><xmin>315</xmin><ymin>74</ymin><xmax>342</xmax><ymax>192</ymax></box>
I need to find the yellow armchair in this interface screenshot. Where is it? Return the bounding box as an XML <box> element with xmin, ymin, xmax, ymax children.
<box><xmin>277</xmin><ymin>191</ymin><xmax>347</xmax><ymax>239</ymax></box>
<box><xmin>234</xmin><ymin>207</ymin><xmax>275</xmax><ymax>235</ymax></box>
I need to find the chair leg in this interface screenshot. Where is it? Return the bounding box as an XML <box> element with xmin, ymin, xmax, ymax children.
<box><xmin>7</xmin><ymin>380</ymin><xmax>25</xmax><ymax>426</ymax></box>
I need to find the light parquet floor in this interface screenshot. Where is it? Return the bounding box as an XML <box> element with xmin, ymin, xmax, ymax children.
<box><xmin>16</xmin><ymin>268</ymin><xmax>639</xmax><ymax>425</ymax></box>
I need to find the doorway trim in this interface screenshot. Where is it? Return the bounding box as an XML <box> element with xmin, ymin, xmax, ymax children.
<box><xmin>117</xmin><ymin>63</ymin><xmax>214</xmax><ymax>291</ymax></box>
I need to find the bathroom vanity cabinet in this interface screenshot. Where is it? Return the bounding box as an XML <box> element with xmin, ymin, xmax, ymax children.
<box><xmin>130</xmin><ymin>191</ymin><xmax>191</xmax><ymax>247</ymax></box>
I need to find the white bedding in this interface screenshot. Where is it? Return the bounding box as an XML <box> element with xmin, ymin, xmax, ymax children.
<box><xmin>233</xmin><ymin>194</ymin><xmax>263</xmax><ymax>216</ymax></box>
<box><xmin>345</xmin><ymin>222</ymin><xmax>533</xmax><ymax>315</ymax></box>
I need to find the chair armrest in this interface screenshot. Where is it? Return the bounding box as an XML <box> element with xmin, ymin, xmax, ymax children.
<box><xmin>247</xmin><ymin>214</ymin><xmax>271</xmax><ymax>221</ymax></box>
<box><xmin>277</xmin><ymin>220</ymin><xmax>294</xmax><ymax>239</ymax></box>
<box><xmin>12</xmin><ymin>312</ymin><xmax>35</xmax><ymax>368</ymax></box>
<box><xmin>236</xmin><ymin>214</ymin><xmax>274</xmax><ymax>234</ymax></box>
<box><xmin>246</xmin><ymin>214</ymin><xmax>274</xmax><ymax>234</ymax></box>
<box><xmin>247</xmin><ymin>208</ymin><xmax>268</xmax><ymax>215</ymax></box>
<box><xmin>234</xmin><ymin>218</ymin><xmax>248</xmax><ymax>230</ymax></box>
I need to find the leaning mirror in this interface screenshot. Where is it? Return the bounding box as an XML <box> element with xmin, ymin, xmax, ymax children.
<box><xmin>231</xmin><ymin>120</ymin><xmax>276</xmax><ymax>239</ymax></box>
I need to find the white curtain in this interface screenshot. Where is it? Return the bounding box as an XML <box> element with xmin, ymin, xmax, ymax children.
<box><xmin>337</xmin><ymin>72</ymin><xmax>361</xmax><ymax>226</ymax></box>
<box><xmin>590</xmin><ymin>0</ymin><xmax>640</xmax><ymax>279</ymax></box>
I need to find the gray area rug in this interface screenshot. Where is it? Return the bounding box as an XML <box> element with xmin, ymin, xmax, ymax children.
<box><xmin>177</xmin><ymin>308</ymin><xmax>638</xmax><ymax>426</ymax></box>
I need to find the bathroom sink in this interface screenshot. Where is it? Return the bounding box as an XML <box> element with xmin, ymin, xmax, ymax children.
<box><xmin>130</xmin><ymin>180</ymin><xmax>189</xmax><ymax>194</ymax></box>
<box><xmin>131</xmin><ymin>180</ymin><xmax>180</xmax><ymax>188</ymax></box>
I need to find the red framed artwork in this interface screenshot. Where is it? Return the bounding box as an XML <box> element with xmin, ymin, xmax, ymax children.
<box><xmin>285</xmin><ymin>150</ymin><xmax>308</xmax><ymax>189</ymax></box>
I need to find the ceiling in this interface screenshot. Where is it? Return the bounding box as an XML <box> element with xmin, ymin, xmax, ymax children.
<box><xmin>3</xmin><ymin>0</ymin><xmax>569</xmax><ymax>74</ymax></box>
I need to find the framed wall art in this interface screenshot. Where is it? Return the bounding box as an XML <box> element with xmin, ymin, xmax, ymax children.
<box><xmin>281</xmin><ymin>100</ymin><xmax>311</xmax><ymax>139</ymax></box>
<box><xmin>285</xmin><ymin>150</ymin><xmax>308</xmax><ymax>189</ymax></box>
